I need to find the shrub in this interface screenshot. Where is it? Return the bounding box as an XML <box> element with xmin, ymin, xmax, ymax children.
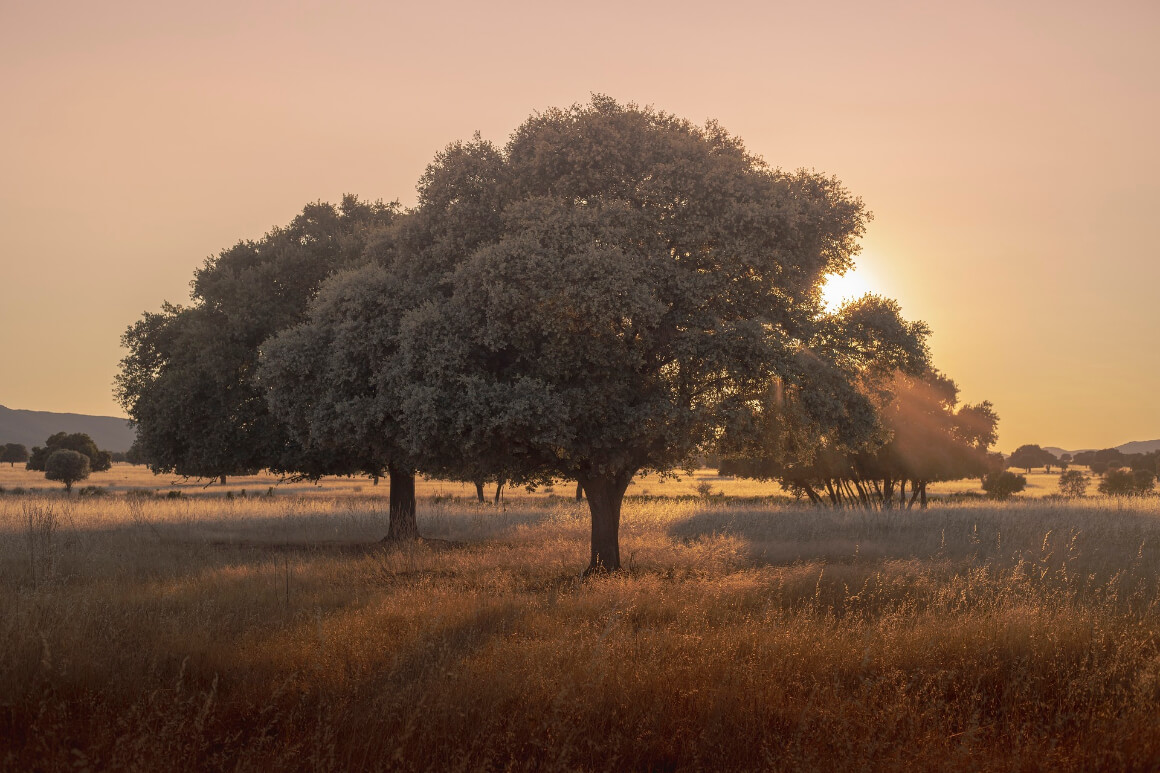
<box><xmin>1058</xmin><ymin>470</ymin><xmax>1089</xmax><ymax>498</ymax></box>
<box><xmin>1099</xmin><ymin>468</ymin><xmax>1155</xmax><ymax>497</ymax></box>
<box><xmin>982</xmin><ymin>471</ymin><xmax>1026</xmax><ymax>500</ymax></box>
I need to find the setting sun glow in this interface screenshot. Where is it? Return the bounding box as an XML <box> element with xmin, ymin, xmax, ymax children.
<box><xmin>821</xmin><ymin>265</ymin><xmax>877</xmax><ymax>310</ymax></box>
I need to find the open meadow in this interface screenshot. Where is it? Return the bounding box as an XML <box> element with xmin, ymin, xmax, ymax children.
<box><xmin>2</xmin><ymin>481</ymin><xmax>1160</xmax><ymax>770</ymax></box>
<box><xmin>0</xmin><ymin>462</ymin><xmax>1076</xmax><ymax>501</ymax></box>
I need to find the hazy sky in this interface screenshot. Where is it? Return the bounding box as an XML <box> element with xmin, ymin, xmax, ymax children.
<box><xmin>1</xmin><ymin>0</ymin><xmax>1156</xmax><ymax>451</ymax></box>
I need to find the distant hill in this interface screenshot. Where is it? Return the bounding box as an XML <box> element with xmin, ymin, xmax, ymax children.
<box><xmin>1043</xmin><ymin>446</ymin><xmax>1086</xmax><ymax>459</ymax></box>
<box><xmin>0</xmin><ymin>405</ymin><xmax>135</xmax><ymax>452</ymax></box>
<box><xmin>1043</xmin><ymin>440</ymin><xmax>1160</xmax><ymax>458</ymax></box>
<box><xmin>1117</xmin><ymin>439</ymin><xmax>1160</xmax><ymax>455</ymax></box>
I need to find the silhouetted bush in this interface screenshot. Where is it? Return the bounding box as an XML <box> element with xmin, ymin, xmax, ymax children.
<box><xmin>983</xmin><ymin>471</ymin><xmax>1027</xmax><ymax>500</ymax></box>
<box><xmin>1099</xmin><ymin>468</ymin><xmax>1155</xmax><ymax>497</ymax></box>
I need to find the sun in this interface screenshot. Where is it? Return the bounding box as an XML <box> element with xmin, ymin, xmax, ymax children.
<box><xmin>821</xmin><ymin>265</ymin><xmax>877</xmax><ymax>310</ymax></box>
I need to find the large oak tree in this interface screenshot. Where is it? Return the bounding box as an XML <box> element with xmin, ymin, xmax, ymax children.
<box><xmin>391</xmin><ymin>97</ymin><xmax>882</xmax><ymax>571</ymax></box>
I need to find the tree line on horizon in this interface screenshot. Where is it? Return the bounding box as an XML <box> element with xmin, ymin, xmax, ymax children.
<box><xmin>116</xmin><ymin>96</ymin><xmax>1010</xmax><ymax>572</ymax></box>
<box><xmin>1000</xmin><ymin>443</ymin><xmax>1157</xmax><ymax>498</ymax></box>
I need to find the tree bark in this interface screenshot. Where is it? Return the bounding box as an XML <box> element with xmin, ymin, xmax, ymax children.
<box><xmin>220</xmin><ymin>475</ymin><xmax>227</xmax><ymax>485</ymax></box>
<box><xmin>580</xmin><ymin>470</ymin><xmax>634</xmax><ymax>573</ymax></box>
<box><xmin>919</xmin><ymin>481</ymin><xmax>927</xmax><ymax>509</ymax></box>
<box><xmin>385</xmin><ymin>465</ymin><xmax>418</xmax><ymax>541</ymax></box>
<box><xmin>493</xmin><ymin>480</ymin><xmax>505</xmax><ymax>504</ymax></box>
<box><xmin>575</xmin><ymin>481</ymin><xmax>584</xmax><ymax>501</ymax></box>
<box><xmin>474</xmin><ymin>478</ymin><xmax>485</xmax><ymax>503</ymax></box>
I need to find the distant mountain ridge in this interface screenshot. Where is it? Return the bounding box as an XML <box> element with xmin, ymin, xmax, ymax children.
<box><xmin>1043</xmin><ymin>440</ymin><xmax>1160</xmax><ymax>458</ymax></box>
<box><xmin>0</xmin><ymin>405</ymin><xmax>135</xmax><ymax>452</ymax></box>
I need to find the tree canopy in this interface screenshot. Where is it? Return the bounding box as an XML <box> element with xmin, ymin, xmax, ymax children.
<box><xmin>385</xmin><ymin>97</ymin><xmax>894</xmax><ymax>570</ymax></box>
<box><xmin>1006</xmin><ymin>444</ymin><xmax>1057</xmax><ymax>472</ymax></box>
<box><xmin>27</xmin><ymin>433</ymin><xmax>111</xmax><ymax>473</ymax></box>
<box><xmin>116</xmin><ymin>196</ymin><xmax>398</xmax><ymax>481</ymax></box>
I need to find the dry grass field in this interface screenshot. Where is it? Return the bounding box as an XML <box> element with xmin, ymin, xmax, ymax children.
<box><xmin>0</xmin><ymin>461</ymin><xmax>1075</xmax><ymax>501</ymax></box>
<box><xmin>2</xmin><ymin>474</ymin><xmax>1158</xmax><ymax>770</ymax></box>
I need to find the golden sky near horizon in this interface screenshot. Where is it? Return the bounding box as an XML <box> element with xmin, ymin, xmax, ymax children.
<box><xmin>0</xmin><ymin>0</ymin><xmax>1156</xmax><ymax>452</ymax></box>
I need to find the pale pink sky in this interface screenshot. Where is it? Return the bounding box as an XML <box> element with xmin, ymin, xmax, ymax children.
<box><xmin>1</xmin><ymin>0</ymin><xmax>1156</xmax><ymax>451</ymax></box>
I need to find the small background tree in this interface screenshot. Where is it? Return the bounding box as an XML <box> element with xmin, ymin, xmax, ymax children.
<box><xmin>983</xmin><ymin>470</ymin><xmax>1026</xmax><ymax>500</ymax></box>
<box><xmin>44</xmin><ymin>449</ymin><xmax>91</xmax><ymax>492</ymax></box>
<box><xmin>1</xmin><ymin>443</ymin><xmax>29</xmax><ymax>467</ymax></box>
<box><xmin>1058</xmin><ymin>469</ymin><xmax>1088</xmax><ymax>498</ymax></box>
<box><xmin>1006</xmin><ymin>444</ymin><xmax>1057</xmax><ymax>473</ymax></box>
<box><xmin>27</xmin><ymin>433</ymin><xmax>112</xmax><ymax>472</ymax></box>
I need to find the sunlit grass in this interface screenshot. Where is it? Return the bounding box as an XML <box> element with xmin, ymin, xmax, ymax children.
<box><xmin>1</xmin><ymin>491</ymin><xmax>1158</xmax><ymax>769</ymax></box>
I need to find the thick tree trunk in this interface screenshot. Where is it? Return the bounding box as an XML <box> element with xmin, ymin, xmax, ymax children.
<box><xmin>580</xmin><ymin>471</ymin><xmax>634</xmax><ymax>573</ymax></box>
<box><xmin>575</xmin><ymin>481</ymin><xmax>584</xmax><ymax>501</ymax></box>
<box><xmin>919</xmin><ymin>481</ymin><xmax>928</xmax><ymax>509</ymax></box>
<box><xmin>473</xmin><ymin>477</ymin><xmax>486</xmax><ymax>503</ymax></box>
<box><xmin>385</xmin><ymin>465</ymin><xmax>418</xmax><ymax>541</ymax></box>
<box><xmin>899</xmin><ymin>479</ymin><xmax>907</xmax><ymax>508</ymax></box>
<box><xmin>494</xmin><ymin>480</ymin><xmax>505</xmax><ymax>504</ymax></box>
<box><xmin>220</xmin><ymin>475</ymin><xmax>227</xmax><ymax>486</ymax></box>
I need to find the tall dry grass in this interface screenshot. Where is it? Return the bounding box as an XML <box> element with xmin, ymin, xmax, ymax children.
<box><xmin>1</xmin><ymin>491</ymin><xmax>1159</xmax><ymax>770</ymax></box>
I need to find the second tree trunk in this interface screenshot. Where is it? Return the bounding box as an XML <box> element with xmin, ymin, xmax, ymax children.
<box><xmin>386</xmin><ymin>465</ymin><xmax>418</xmax><ymax>540</ymax></box>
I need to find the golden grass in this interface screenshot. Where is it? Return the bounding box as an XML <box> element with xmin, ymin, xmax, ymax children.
<box><xmin>2</xmin><ymin>490</ymin><xmax>1159</xmax><ymax>770</ymax></box>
